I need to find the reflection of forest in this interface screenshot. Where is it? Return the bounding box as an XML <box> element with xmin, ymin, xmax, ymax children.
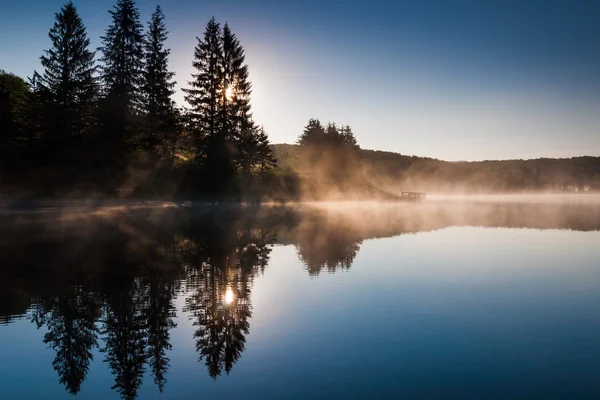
<box><xmin>0</xmin><ymin>200</ymin><xmax>598</xmax><ymax>397</ymax></box>
<box><xmin>0</xmin><ymin>207</ymin><xmax>275</xmax><ymax>399</ymax></box>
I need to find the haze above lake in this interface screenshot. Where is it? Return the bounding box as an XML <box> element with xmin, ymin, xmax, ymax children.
<box><xmin>1</xmin><ymin>196</ymin><xmax>599</xmax><ymax>400</ymax></box>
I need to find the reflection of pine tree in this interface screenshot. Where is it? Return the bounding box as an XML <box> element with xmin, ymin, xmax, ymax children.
<box><xmin>144</xmin><ymin>273</ymin><xmax>177</xmax><ymax>392</ymax></box>
<box><xmin>186</xmin><ymin>259</ymin><xmax>230</xmax><ymax>378</ymax></box>
<box><xmin>191</xmin><ymin>267</ymin><xmax>251</xmax><ymax>379</ymax></box>
<box><xmin>183</xmin><ymin>222</ymin><xmax>269</xmax><ymax>379</ymax></box>
<box><xmin>34</xmin><ymin>287</ymin><xmax>100</xmax><ymax>394</ymax></box>
<box><xmin>222</xmin><ymin>284</ymin><xmax>250</xmax><ymax>375</ymax></box>
<box><xmin>102</xmin><ymin>277</ymin><xmax>148</xmax><ymax>400</ymax></box>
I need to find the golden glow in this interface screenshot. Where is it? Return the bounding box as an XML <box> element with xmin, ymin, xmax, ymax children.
<box><xmin>225</xmin><ymin>288</ymin><xmax>234</xmax><ymax>304</ymax></box>
<box><xmin>225</xmin><ymin>85</ymin><xmax>234</xmax><ymax>101</ymax></box>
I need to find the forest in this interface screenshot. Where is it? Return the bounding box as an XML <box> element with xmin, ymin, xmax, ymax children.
<box><xmin>1</xmin><ymin>0</ymin><xmax>599</xmax><ymax>201</ymax></box>
<box><xmin>275</xmin><ymin>143</ymin><xmax>600</xmax><ymax>196</ymax></box>
<box><xmin>0</xmin><ymin>1</ymin><xmax>283</xmax><ymax>200</ymax></box>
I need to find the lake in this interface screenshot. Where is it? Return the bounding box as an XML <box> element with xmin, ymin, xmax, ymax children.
<box><xmin>1</xmin><ymin>197</ymin><xmax>600</xmax><ymax>399</ymax></box>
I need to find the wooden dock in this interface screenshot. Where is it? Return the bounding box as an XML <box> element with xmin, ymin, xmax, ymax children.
<box><xmin>401</xmin><ymin>191</ymin><xmax>426</xmax><ymax>201</ymax></box>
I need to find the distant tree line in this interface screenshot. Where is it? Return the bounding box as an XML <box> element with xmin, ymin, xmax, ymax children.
<box><xmin>358</xmin><ymin>151</ymin><xmax>600</xmax><ymax>193</ymax></box>
<box><xmin>276</xmin><ymin>140</ymin><xmax>600</xmax><ymax>195</ymax></box>
<box><xmin>0</xmin><ymin>0</ymin><xmax>277</xmax><ymax>199</ymax></box>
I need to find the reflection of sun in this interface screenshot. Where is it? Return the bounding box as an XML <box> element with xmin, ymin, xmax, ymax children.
<box><xmin>225</xmin><ymin>85</ymin><xmax>234</xmax><ymax>101</ymax></box>
<box><xmin>225</xmin><ymin>288</ymin><xmax>234</xmax><ymax>304</ymax></box>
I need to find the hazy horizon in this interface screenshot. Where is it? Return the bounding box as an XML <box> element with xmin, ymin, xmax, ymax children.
<box><xmin>2</xmin><ymin>0</ymin><xmax>599</xmax><ymax>161</ymax></box>
<box><xmin>271</xmin><ymin>142</ymin><xmax>598</xmax><ymax>162</ymax></box>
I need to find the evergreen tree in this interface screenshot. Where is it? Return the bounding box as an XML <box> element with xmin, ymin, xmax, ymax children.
<box><xmin>183</xmin><ymin>18</ymin><xmax>277</xmax><ymax>194</ymax></box>
<box><xmin>183</xmin><ymin>17</ymin><xmax>222</xmax><ymax>152</ymax></box>
<box><xmin>325</xmin><ymin>122</ymin><xmax>340</xmax><ymax>145</ymax></box>
<box><xmin>184</xmin><ymin>17</ymin><xmax>236</xmax><ymax>192</ymax></box>
<box><xmin>297</xmin><ymin>118</ymin><xmax>361</xmax><ymax>189</ymax></box>
<box><xmin>220</xmin><ymin>24</ymin><xmax>253</xmax><ymax>153</ymax></box>
<box><xmin>340</xmin><ymin>125</ymin><xmax>359</xmax><ymax>151</ymax></box>
<box><xmin>99</xmin><ymin>0</ymin><xmax>144</xmax><ymax>143</ymax></box>
<box><xmin>0</xmin><ymin>71</ymin><xmax>32</xmax><ymax>149</ymax></box>
<box><xmin>298</xmin><ymin>118</ymin><xmax>327</xmax><ymax>168</ymax></box>
<box><xmin>298</xmin><ymin>118</ymin><xmax>326</xmax><ymax>147</ymax></box>
<box><xmin>26</xmin><ymin>71</ymin><xmax>51</xmax><ymax>145</ymax></box>
<box><xmin>141</xmin><ymin>6</ymin><xmax>176</xmax><ymax>152</ymax></box>
<box><xmin>255</xmin><ymin>126</ymin><xmax>277</xmax><ymax>173</ymax></box>
<box><xmin>39</xmin><ymin>1</ymin><xmax>97</xmax><ymax>139</ymax></box>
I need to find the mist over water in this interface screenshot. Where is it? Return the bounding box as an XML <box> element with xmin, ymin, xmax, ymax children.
<box><xmin>1</xmin><ymin>196</ymin><xmax>600</xmax><ymax>399</ymax></box>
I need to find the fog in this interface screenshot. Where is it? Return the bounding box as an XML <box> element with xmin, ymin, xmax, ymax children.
<box><xmin>2</xmin><ymin>194</ymin><xmax>599</xmax><ymax>241</ymax></box>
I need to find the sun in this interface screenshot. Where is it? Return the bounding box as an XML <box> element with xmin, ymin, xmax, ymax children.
<box><xmin>225</xmin><ymin>288</ymin><xmax>234</xmax><ymax>305</ymax></box>
<box><xmin>225</xmin><ymin>84</ymin><xmax>234</xmax><ymax>101</ymax></box>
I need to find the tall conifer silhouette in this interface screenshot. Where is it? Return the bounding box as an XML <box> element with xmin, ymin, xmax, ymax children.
<box><xmin>99</xmin><ymin>0</ymin><xmax>144</xmax><ymax>144</ymax></box>
<box><xmin>141</xmin><ymin>6</ymin><xmax>177</xmax><ymax>152</ymax></box>
<box><xmin>39</xmin><ymin>1</ymin><xmax>97</xmax><ymax>139</ymax></box>
<box><xmin>183</xmin><ymin>17</ymin><xmax>222</xmax><ymax>150</ymax></box>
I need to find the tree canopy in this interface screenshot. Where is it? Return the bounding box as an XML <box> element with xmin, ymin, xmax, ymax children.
<box><xmin>0</xmin><ymin>1</ymin><xmax>278</xmax><ymax>200</ymax></box>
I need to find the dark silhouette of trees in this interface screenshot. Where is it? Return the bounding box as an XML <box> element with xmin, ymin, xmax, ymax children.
<box><xmin>256</xmin><ymin>126</ymin><xmax>277</xmax><ymax>174</ymax></box>
<box><xmin>1</xmin><ymin>2</ymin><xmax>283</xmax><ymax>199</ymax></box>
<box><xmin>38</xmin><ymin>1</ymin><xmax>98</xmax><ymax>143</ymax></box>
<box><xmin>183</xmin><ymin>17</ymin><xmax>223</xmax><ymax>163</ymax></box>
<box><xmin>102</xmin><ymin>278</ymin><xmax>149</xmax><ymax>400</ymax></box>
<box><xmin>298</xmin><ymin>119</ymin><xmax>360</xmax><ymax>161</ymax></box>
<box><xmin>141</xmin><ymin>5</ymin><xmax>177</xmax><ymax>153</ymax></box>
<box><xmin>31</xmin><ymin>287</ymin><xmax>101</xmax><ymax>395</ymax></box>
<box><xmin>143</xmin><ymin>272</ymin><xmax>177</xmax><ymax>392</ymax></box>
<box><xmin>182</xmin><ymin>214</ymin><xmax>270</xmax><ymax>378</ymax></box>
<box><xmin>298</xmin><ymin>118</ymin><xmax>326</xmax><ymax>148</ymax></box>
<box><xmin>186</xmin><ymin>259</ymin><xmax>251</xmax><ymax>379</ymax></box>
<box><xmin>183</xmin><ymin>18</ymin><xmax>277</xmax><ymax>196</ymax></box>
<box><xmin>183</xmin><ymin>17</ymin><xmax>239</xmax><ymax>194</ymax></box>
<box><xmin>0</xmin><ymin>71</ymin><xmax>32</xmax><ymax>154</ymax></box>
<box><xmin>220</xmin><ymin>23</ymin><xmax>256</xmax><ymax>172</ymax></box>
<box><xmin>99</xmin><ymin>0</ymin><xmax>144</xmax><ymax>146</ymax></box>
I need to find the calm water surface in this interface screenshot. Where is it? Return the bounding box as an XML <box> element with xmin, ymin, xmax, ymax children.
<box><xmin>1</xmin><ymin>198</ymin><xmax>600</xmax><ymax>399</ymax></box>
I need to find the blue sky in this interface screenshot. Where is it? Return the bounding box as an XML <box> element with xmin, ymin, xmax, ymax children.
<box><xmin>1</xmin><ymin>0</ymin><xmax>599</xmax><ymax>160</ymax></box>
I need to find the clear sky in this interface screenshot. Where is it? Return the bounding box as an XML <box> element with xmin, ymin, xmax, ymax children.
<box><xmin>1</xmin><ymin>0</ymin><xmax>599</xmax><ymax>161</ymax></box>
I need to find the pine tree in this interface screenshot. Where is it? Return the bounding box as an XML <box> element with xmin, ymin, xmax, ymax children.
<box><xmin>184</xmin><ymin>17</ymin><xmax>235</xmax><ymax>193</ymax></box>
<box><xmin>0</xmin><ymin>71</ymin><xmax>32</xmax><ymax>147</ymax></box>
<box><xmin>183</xmin><ymin>17</ymin><xmax>222</xmax><ymax>152</ymax></box>
<box><xmin>141</xmin><ymin>5</ymin><xmax>176</xmax><ymax>152</ymax></box>
<box><xmin>220</xmin><ymin>24</ymin><xmax>253</xmax><ymax>150</ymax></box>
<box><xmin>298</xmin><ymin>118</ymin><xmax>326</xmax><ymax>147</ymax></box>
<box><xmin>184</xmin><ymin>18</ymin><xmax>276</xmax><ymax>194</ymax></box>
<box><xmin>255</xmin><ymin>126</ymin><xmax>276</xmax><ymax>174</ymax></box>
<box><xmin>99</xmin><ymin>0</ymin><xmax>144</xmax><ymax>142</ymax></box>
<box><xmin>325</xmin><ymin>122</ymin><xmax>340</xmax><ymax>146</ymax></box>
<box><xmin>39</xmin><ymin>1</ymin><xmax>97</xmax><ymax>138</ymax></box>
<box><xmin>340</xmin><ymin>125</ymin><xmax>359</xmax><ymax>151</ymax></box>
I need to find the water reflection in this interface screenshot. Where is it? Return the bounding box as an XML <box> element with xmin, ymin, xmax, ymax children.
<box><xmin>30</xmin><ymin>286</ymin><xmax>100</xmax><ymax>395</ymax></box>
<box><xmin>0</xmin><ymin>199</ymin><xmax>599</xmax><ymax>398</ymax></box>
